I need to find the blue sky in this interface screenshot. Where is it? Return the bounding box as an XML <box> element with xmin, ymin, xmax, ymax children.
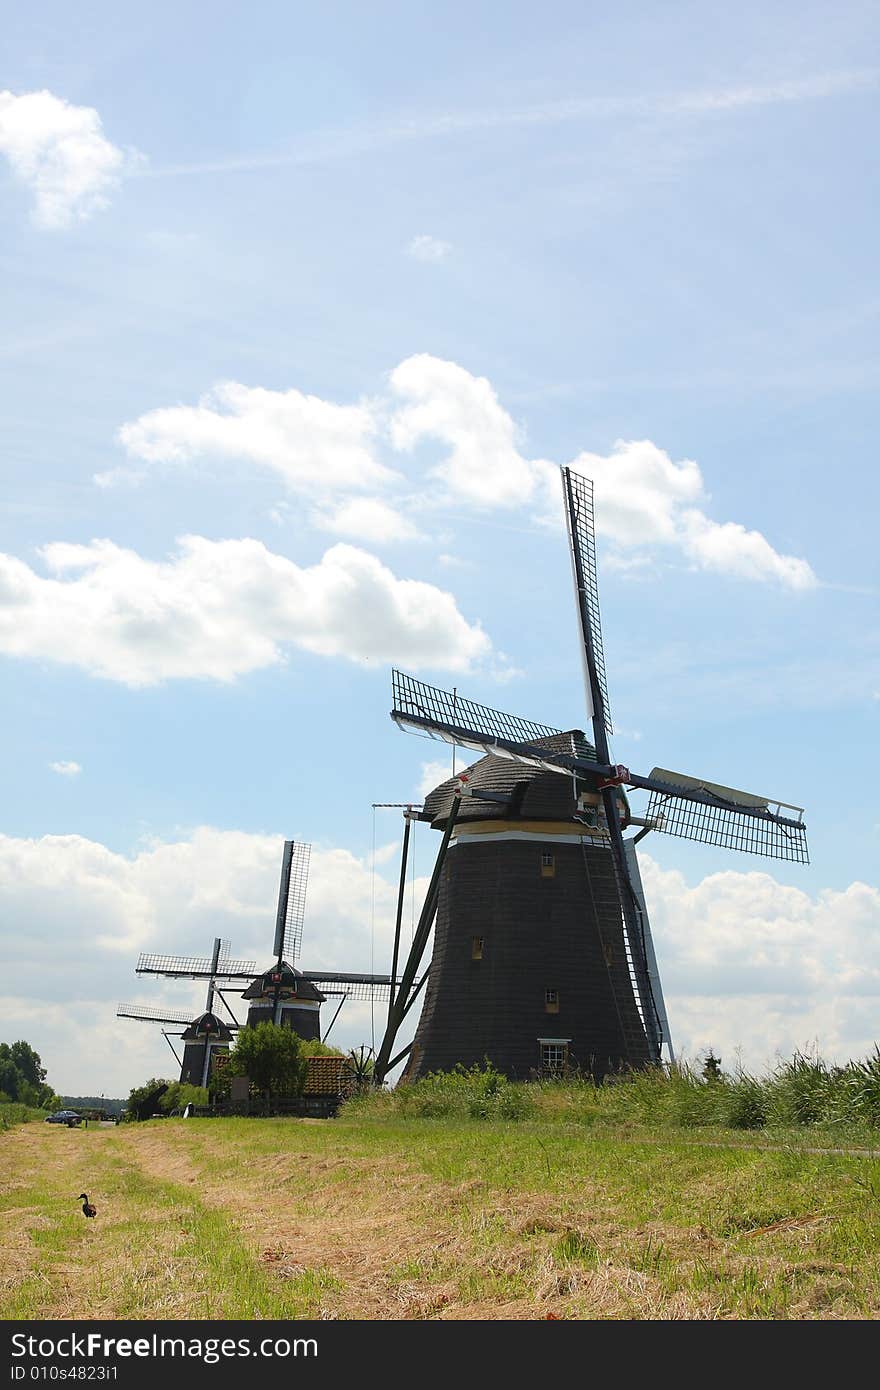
<box><xmin>1</xmin><ymin>2</ymin><xmax>878</xmax><ymax>1095</ymax></box>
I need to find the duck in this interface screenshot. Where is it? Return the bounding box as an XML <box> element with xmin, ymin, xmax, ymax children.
<box><xmin>78</xmin><ymin>1193</ymin><xmax>96</xmax><ymax>1218</ymax></box>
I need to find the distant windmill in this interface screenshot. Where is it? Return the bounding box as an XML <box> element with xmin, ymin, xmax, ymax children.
<box><xmin>118</xmin><ymin>936</ymin><xmax>250</xmax><ymax>1084</ymax></box>
<box><xmin>120</xmin><ymin>842</ymin><xmax>400</xmax><ymax>1078</ymax></box>
<box><xmin>373</xmin><ymin>467</ymin><xmax>809</xmax><ymax>1085</ymax></box>
<box><xmin>239</xmin><ymin>840</ymin><xmax>399</xmax><ymax>1041</ymax></box>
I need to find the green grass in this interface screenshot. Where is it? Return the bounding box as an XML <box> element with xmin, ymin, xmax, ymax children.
<box><xmin>4</xmin><ymin>1091</ymin><xmax>880</xmax><ymax>1319</ymax></box>
<box><xmin>343</xmin><ymin>1054</ymin><xmax>880</xmax><ymax>1143</ymax></box>
<box><xmin>0</xmin><ymin>1102</ymin><xmax>49</xmax><ymax>1130</ymax></box>
<box><xmin>0</xmin><ymin>1127</ymin><xmax>342</xmax><ymax>1319</ymax></box>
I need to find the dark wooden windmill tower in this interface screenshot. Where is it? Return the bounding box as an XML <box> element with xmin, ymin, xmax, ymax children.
<box><xmin>374</xmin><ymin>467</ymin><xmax>809</xmax><ymax>1085</ymax></box>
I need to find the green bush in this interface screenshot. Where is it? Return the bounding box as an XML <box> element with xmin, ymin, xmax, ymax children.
<box><xmin>159</xmin><ymin>1082</ymin><xmax>209</xmax><ymax>1114</ymax></box>
<box><xmin>347</xmin><ymin>1061</ymin><xmax>537</xmax><ymax>1122</ymax></box>
<box><xmin>223</xmin><ymin>1023</ymin><xmax>343</xmax><ymax>1103</ymax></box>
<box><xmin>0</xmin><ymin>1101</ymin><xmax>45</xmax><ymax>1130</ymax></box>
<box><xmin>344</xmin><ymin>1049</ymin><xmax>880</xmax><ymax>1135</ymax></box>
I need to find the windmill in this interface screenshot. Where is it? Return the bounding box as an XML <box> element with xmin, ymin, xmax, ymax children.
<box><xmin>118</xmin><ymin>936</ymin><xmax>252</xmax><ymax>1084</ymax></box>
<box><xmin>120</xmin><ymin>842</ymin><xmax>400</xmax><ymax>1075</ymax></box>
<box><xmin>373</xmin><ymin>467</ymin><xmax>809</xmax><ymax>1085</ymax></box>
<box><xmin>238</xmin><ymin>839</ymin><xmax>400</xmax><ymax>1042</ymax></box>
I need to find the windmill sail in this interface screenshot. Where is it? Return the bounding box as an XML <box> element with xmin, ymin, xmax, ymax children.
<box><xmin>301</xmin><ymin>972</ymin><xmax>396</xmax><ymax>1002</ymax></box>
<box><xmin>563</xmin><ymin>467</ymin><xmax>613</xmax><ymax>738</ymax></box>
<box><xmin>273</xmin><ymin>840</ymin><xmax>311</xmax><ymax>962</ymax></box>
<box><xmin>136</xmin><ymin>952</ymin><xmax>256</xmax><ymax>980</ymax></box>
<box><xmin>391</xmin><ymin>670</ymin><xmax>577</xmax><ymax>774</ymax></box>
<box><xmin>117</xmin><ymin>1003</ymin><xmax>197</xmax><ymax>1026</ymax></box>
<box><xmin>391</xmin><ymin>673</ymin><xmax>808</xmax><ymax>862</ymax></box>
<box><xmin>644</xmin><ymin>768</ymin><xmax>809</xmax><ymax>863</ymax></box>
<box><xmin>623</xmin><ymin>840</ymin><xmax>674</xmax><ymax>1061</ymax></box>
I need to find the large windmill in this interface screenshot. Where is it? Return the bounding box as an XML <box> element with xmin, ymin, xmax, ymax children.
<box><xmin>373</xmin><ymin>467</ymin><xmax>808</xmax><ymax>1085</ymax></box>
<box><xmin>120</xmin><ymin>840</ymin><xmax>399</xmax><ymax>1076</ymax></box>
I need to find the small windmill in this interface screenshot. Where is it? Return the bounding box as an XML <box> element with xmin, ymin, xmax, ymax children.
<box><xmin>121</xmin><ymin>842</ymin><xmax>400</xmax><ymax>1074</ymax></box>
<box><xmin>118</xmin><ymin>936</ymin><xmax>250</xmax><ymax>1084</ymax></box>
<box><xmin>240</xmin><ymin>840</ymin><xmax>402</xmax><ymax>1041</ymax></box>
<box><xmin>373</xmin><ymin>467</ymin><xmax>808</xmax><ymax>1084</ymax></box>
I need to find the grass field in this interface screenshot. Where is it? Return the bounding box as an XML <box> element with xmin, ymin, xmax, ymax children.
<box><xmin>3</xmin><ymin>1110</ymin><xmax>880</xmax><ymax>1320</ymax></box>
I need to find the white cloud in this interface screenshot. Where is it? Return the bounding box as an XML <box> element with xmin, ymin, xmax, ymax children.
<box><xmin>680</xmin><ymin>510</ymin><xmax>817</xmax><ymax>590</ymax></box>
<box><xmin>148</xmin><ymin>70</ymin><xmax>880</xmax><ymax>180</ymax></box>
<box><xmin>417</xmin><ymin>759</ymin><xmax>455</xmax><ymax>799</ymax></box>
<box><xmin>49</xmin><ymin>760</ymin><xmax>81</xmax><ymax>777</ymax></box>
<box><xmin>571</xmin><ymin>439</ymin><xmax>704</xmax><ymax>546</ymax></box>
<box><xmin>640</xmin><ymin>854</ymin><xmax>880</xmax><ymax>1068</ymax></box>
<box><xmin>106</xmin><ymin>356</ymin><xmax>815</xmax><ymax>590</ymax></box>
<box><xmin>0</xmin><ymin>827</ymin><xmax>426</xmax><ymax>1094</ymax></box>
<box><xmin>0</xmin><ymin>536</ymin><xmax>490</xmax><ymax>685</ymax></box>
<box><xmin>314</xmin><ymin>496</ymin><xmax>421</xmax><ymax>544</ymax></box>
<box><xmin>406</xmin><ymin>234</ymin><xmax>452</xmax><ymax>262</ymax></box>
<box><xmin>570</xmin><ymin>438</ymin><xmax>818</xmax><ymax>589</ymax></box>
<box><xmin>389</xmin><ymin>354</ymin><xmax>556</xmax><ymax>507</ymax></box>
<box><xmin>110</xmin><ymin>381</ymin><xmax>392</xmax><ymax>493</ymax></box>
<box><xmin>0</xmin><ymin>89</ymin><xmax>134</xmax><ymax>228</ymax></box>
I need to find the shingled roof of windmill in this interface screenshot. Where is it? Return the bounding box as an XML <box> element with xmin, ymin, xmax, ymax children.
<box><xmin>180</xmin><ymin>1011</ymin><xmax>234</xmax><ymax>1042</ymax></box>
<box><xmin>241</xmin><ymin>962</ymin><xmax>326</xmax><ymax>1002</ymax></box>
<box><xmin>422</xmin><ymin>730</ymin><xmax>607</xmax><ymax>828</ymax></box>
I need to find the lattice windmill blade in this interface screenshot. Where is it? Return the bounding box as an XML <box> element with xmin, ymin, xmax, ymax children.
<box><xmin>117</xmin><ymin>1003</ymin><xmax>197</xmax><ymax>1026</ymax></box>
<box><xmin>136</xmin><ymin>952</ymin><xmax>257</xmax><ymax>980</ymax></box>
<box><xmin>273</xmin><ymin>840</ymin><xmax>311</xmax><ymax>963</ymax></box>
<box><xmin>300</xmin><ymin>972</ymin><xmax>397</xmax><ymax>1003</ymax></box>
<box><xmin>391</xmin><ymin>672</ymin><xmax>808</xmax><ymax>864</ymax></box>
<box><xmin>391</xmin><ymin>670</ymin><xmax>580</xmax><ymax>775</ymax></box>
<box><xmin>643</xmin><ymin>768</ymin><xmax>809</xmax><ymax>863</ymax></box>
<box><xmin>562</xmin><ymin>467</ymin><xmax>613</xmax><ymax>739</ymax></box>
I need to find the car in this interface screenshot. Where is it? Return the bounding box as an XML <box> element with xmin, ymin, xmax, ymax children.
<box><xmin>45</xmin><ymin>1110</ymin><xmax>82</xmax><ymax>1125</ymax></box>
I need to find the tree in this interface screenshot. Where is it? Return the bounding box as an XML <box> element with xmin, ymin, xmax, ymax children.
<box><xmin>702</xmin><ymin>1051</ymin><xmax>723</xmax><ymax>1082</ymax></box>
<box><xmin>0</xmin><ymin>1056</ymin><xmax>21</xmax><ymax>1101</ymax></box>
<box><xmin>227</xmin><ymin>1023</ymin><xmax>307</xmax><ymax>1103</ymax></box>
<box><xmin>0</xmin><ymin>1041</ymin><xmax>51</xmax><ymax>1105</ymax></box>
<box><xmin>8</xmin><ymin>1041</ymin><xmax>46</xmax><ymax>1087</ymax></box>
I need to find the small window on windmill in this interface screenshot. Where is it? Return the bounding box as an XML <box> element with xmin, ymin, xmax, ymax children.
<box><xmin>540</xmin><ymin>1041</ymin><xmax>568</xmax><ymax>1077</ymax></box>
<box><xmin>471</xmin><ymin>936</ymin><xmax>483</xmax><ymax>960</ymax></box>
<box><xmin>603</xmin><ymin>943</ymin><xmax>614</xmax><ymax>967</ymax></box>
<box><xmin>540</xmin><ymin>851</ymin><xmax>556</xmax><ymax>878</ymax></box>
<box><xmin>545</xmin><ymin>988</ymin><xmax>559</xmax><ymax>1014</ymax></box>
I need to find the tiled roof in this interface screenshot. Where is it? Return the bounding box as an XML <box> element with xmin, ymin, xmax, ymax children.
<box><xmin>303</xmin><ymin>1055</ymin><xmax>355</xmax><ymax>1096</ymax></box>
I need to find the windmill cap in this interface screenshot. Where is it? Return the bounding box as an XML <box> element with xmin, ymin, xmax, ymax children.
<box><xmin>421</xmin><ymin>730</ymin><xmax>625</xmax><ymax>828</ymax></box>
<box><xmin>242</xmin><ymin>962</ymin><xmax>326</xmax><ymax>1002</ymax></box>
<box><xmin>180</xmin><ymin>1011</ymin><xmax>234</xmax><ymax>1041</ymax></box>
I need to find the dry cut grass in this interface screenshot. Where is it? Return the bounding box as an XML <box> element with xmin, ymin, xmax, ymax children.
<box><xmin>2</xmin><ymin>1115</ymin><xmax>880</xmax><ymax>1320</ymax></box>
